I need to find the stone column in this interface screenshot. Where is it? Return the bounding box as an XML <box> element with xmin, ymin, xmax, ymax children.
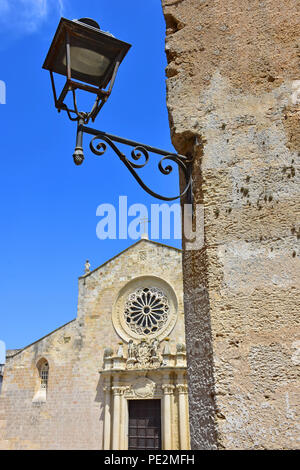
<box><xmin>112</xmin><ymin>380</ymin><xmax>122</xmax><ymax>450</ymax></box>
<box><xmin>119</xmin><ymin>387</ymin><xmax>128</xmax><ymax>450</ymax></box>
<box><xmin>177</xmin><ymin>382</ymin><xmax>190</xmax><ymax>450</ymax></box>
<box><xmin>103</xmin><ymin>381</ymin><xmax>111</xmax><ymax>450</ymax></box>
<box><xmin>162</xmin><ymin>382</ymin><xmax>175</xmax><ymax>450</ymax></box>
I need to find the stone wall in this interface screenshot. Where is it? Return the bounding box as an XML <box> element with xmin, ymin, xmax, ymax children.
<box><xmin>0</xmin><ymin>240</ymin><xmax>185</xmax><ymax>449</ymax></box>
<box><xmin>161</xmin><ymin>0</ymin><xmax>300</xmax><ymax>449</ymax></box>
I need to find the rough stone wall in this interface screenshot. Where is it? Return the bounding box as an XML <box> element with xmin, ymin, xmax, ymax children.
<box><xmin>161</xmin><ymin>0</ymin><xmax>300</xmax><ymax>449</ymax></box>
<box><xmin>0</xmin><ymin>240</ymin><xmax>184</xmax><ymax>449</ymax></box>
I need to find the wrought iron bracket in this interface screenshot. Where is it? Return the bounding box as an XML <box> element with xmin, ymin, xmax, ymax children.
<box><xmin>73</xmin><ymin>119</ymin><xmax>194</xmax><ymax>203</ymax></box>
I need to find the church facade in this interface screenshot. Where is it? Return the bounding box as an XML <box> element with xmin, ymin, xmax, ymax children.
<box><xmin>0</xmin><ymin>239</ymin><xmax>190</xmax><ymax>450</ymax></box>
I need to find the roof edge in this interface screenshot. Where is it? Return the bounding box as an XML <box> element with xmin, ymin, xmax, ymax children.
<box><xmin>6</xmin><ymin>319</ymin><xmax>76</xmax><ymax>359</ymax></box>
<box><xmin>79</xmin><ymin>238</ymin><xmax>182</xmax><ymax>279</ymax></box>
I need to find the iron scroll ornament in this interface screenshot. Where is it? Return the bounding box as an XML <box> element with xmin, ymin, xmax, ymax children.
<box><xmin>73</xmin><ymin>122</ymin><xmax>194</xmax><ymax>202</ymax></box>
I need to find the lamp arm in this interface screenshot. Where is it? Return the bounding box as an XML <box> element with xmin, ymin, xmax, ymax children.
<box><xmin>73</xmin><ymin>122</ymin><xmax>194</xmax><ymax>202</ymax></box>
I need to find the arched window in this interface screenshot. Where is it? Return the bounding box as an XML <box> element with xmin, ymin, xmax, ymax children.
<box><xmin>39</xmin><ymin>361</ymin><xmax>49</xmax><ymax>391</ymax></box>
<box><xmin>33</xmin><ymin>359</ymin><xmax>49</xmax><ymax>403</ymax></box>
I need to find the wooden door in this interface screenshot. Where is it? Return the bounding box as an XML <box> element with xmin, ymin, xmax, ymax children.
<box><xmin>128</xmin><ymin>399</ymin><xmax>161</xmax><ymax>450</ymax></box>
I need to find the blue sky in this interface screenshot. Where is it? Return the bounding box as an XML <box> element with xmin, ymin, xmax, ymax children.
<box><xmin>0</xmin><ymin>0</ymin><xmax>181</xmax><ymax>350</ymax></box>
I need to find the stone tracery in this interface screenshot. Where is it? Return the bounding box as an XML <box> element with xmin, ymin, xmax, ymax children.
<box><xmin>124</xmin><ymin>287</ymin><xmax>169</xmax><ymax>336</ymax></box>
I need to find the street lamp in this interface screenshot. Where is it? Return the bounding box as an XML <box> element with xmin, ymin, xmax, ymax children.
<box><xmin>43</xmin><ymin>17</ymin><xmax>193</xmax><ymax>202</ymax></box>
<box><xmin>43</xmin><ymin>17</ymin><xmax>130</xmax><ymax>122</ymax></box>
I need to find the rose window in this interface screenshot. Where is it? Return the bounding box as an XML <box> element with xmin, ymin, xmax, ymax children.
<box><xmin>124</xmin><ymin>287</ymin><xmax>169</xmax><ymax>335</ymax></box>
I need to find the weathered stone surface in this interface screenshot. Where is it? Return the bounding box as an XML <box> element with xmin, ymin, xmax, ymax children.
<box><xmin>162</xmin><ymin>0</ymin><xmax>300</xmax><ymax>449</ymax></box>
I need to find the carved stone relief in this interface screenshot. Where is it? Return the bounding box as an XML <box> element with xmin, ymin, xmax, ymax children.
<box><xmin>126</xmin><ymin>339</ymin><xmax>162</xmax><ymax>370</ymax></box>
<box><xmin>131</xmin><ymin>377</ymin><xmax>156</xmax><ymax>398</ymax></box>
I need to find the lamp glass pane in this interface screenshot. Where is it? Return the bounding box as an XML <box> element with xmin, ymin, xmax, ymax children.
<box><xmin>43</xmin><ymin>18</ymin><xmax>131</xmax><ymax>88</ymax></box>
<box><xmin>63</xmin><ymin>47</ymin><xmax>111</xmax><ymax>77</ymax></box>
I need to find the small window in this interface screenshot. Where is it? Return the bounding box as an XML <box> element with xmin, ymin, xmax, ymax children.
<box><xmin>32</xmin><ymin>359</ymin><xmax>49</xmax><ymax>403</ymax></box>
<box><xmin>40</xmin><ymin>362</ymin><xmax>49</xmax><ymax>391</ymax></box>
